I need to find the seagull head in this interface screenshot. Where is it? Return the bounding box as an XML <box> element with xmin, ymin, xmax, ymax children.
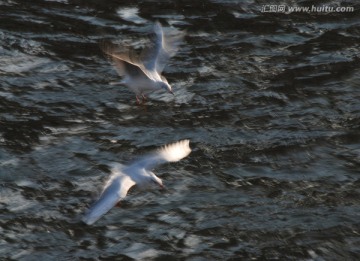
<box><xmin>149</xmin><ymin>172</ymin><xmax>164</xmax><ymax>189</ymax></box>
<box><xmin>159</xmin><ymin>81</ymin><xmax>174</xmax><ymax>95</ymax></box>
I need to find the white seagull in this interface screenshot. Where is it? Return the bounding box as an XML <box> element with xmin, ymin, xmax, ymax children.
<box><xmin>82</xmin><ymin>140</ymin><xmax>191</xmax><ymax>225</ymax></box>
<box><xmin>101</xmin><ymin>21</ymin><xmax>185</xmax><ymax>104</ymax></box>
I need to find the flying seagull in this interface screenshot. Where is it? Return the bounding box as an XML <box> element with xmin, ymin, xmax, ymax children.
<box><xmin>82</xmin><ymin>140</ymin><xmax>191</xmax><ymax>225</ymax></box>
<box><xmin>100</xmin><ymin>22</ymin><xmax>185</xmax><ymax>104</ymax></box>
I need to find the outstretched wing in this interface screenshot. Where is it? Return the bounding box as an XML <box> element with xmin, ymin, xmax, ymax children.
<box><xmin>100</xmin><ymin>40</ymin><xmax>144</xmax><ymax>79</ymax></box>
<box><xmin>130</xmin><ymin>139</ymin><xmax>191</xmax><ymax>171</ymax></box>
<box><xmin>82</xmin><ymin>174</ymin><xmax>136</xmax><ymax>225</ymax></box>
<box><xmin>141</xmin><ymin>22</ymin><xmax>185</xmax><ymax>73</ymax></box>
<box><xmin>100</xmin><ymin>40</ymin><xmax>159</xmax><ymax>82</ymax></box>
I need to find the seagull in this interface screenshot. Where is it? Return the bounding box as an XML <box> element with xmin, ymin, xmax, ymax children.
<box><xmin>100</xmin><ymin>22</ymin><xmax>185</xmax><ymax>104</ymax></box>
<box><xmin>82</xmin><ymin>140</ymin><xmax>191</xmax><ymax>225</ymax></box>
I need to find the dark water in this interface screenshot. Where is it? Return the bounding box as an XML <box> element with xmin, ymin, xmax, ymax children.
<box><xmin>1</xmin><ymin>0</ymin><xmax>360</xmax><ymax>260</ymax></box>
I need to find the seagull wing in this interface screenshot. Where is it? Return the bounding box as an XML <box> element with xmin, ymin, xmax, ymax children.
<box><xmin>130</xmin><ymin>139</ymin><xmax>191</xmax><ymax>171</ymax></box>
<box><xmin>100</xmin><ymin>40</ymin><xmax>159</xmax><ymax>81</ymax></box>
<box><xmin>82</xmin><ymin>173</ymin><xmax>136</xmax><ymax>225</ymax></box>
<box><xmin>141</xmin><ymin>22</ymin><xmax>185</xmax><ymax>73</ymax></box>
<box><xmin>100</xmin><ymin>40</ymin><xmax>145</xmax><ymax>79</ymax></box>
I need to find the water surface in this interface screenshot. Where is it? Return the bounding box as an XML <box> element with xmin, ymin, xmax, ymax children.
<box><xmin>1</xmin><ymin>0</ymin><xmax>360</xmax><ymax>260</ymax></box>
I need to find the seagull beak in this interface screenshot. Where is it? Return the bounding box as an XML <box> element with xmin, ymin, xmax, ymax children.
<box><xmin>169</xmin><ymin>90</ymin><xmax>174</xmax><ymax>95</ymax></box>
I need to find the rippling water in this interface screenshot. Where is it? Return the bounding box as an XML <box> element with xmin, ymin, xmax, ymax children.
<box><xmin>1</xmin><ymin>0</ymin><xmax>360</xmax><ymax>260</ymax></box>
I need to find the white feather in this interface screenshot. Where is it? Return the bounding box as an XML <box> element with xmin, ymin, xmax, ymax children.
<box><xmin>82</xmin><ymin>140</ymin><xmax>191</xmax><ymax>225</ymax></box>
<box><xmin>157</xmin><ymin>139</ymin><xmax>191</xmax><ymax>162</ymax></box>
<box><xmin>100</xmin><ymin>22</ymin><xmax>185</xmax><ymax>101</ymax></box>
<box><xmin>82</xmin><ymin>174</ymin><xmax>135</xmax><ymax>225</ymax></box>
<box><xmin>130</xmin><ymin>139</ymin><xmax>191</xmax><ymax>170</ymax></box>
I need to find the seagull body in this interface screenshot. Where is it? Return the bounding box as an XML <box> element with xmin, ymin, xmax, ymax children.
<box><xmin>101</xmin><ymin>22</ymin><xmax>185</xmax><ymax>103</ymax></box>
<box><xmin>82</xmin><ymin>140</ymin><xmax>191</xmax><ymax>225</ymax></box>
